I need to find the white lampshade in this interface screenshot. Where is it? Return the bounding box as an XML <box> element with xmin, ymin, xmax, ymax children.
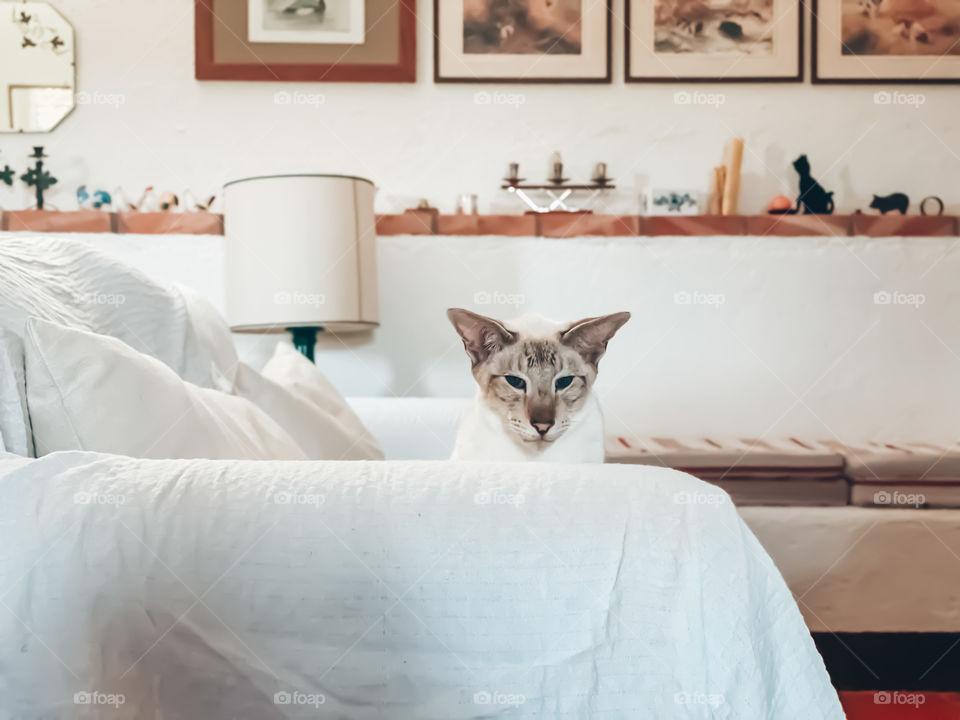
<box><xmin>223</xmin><ymin>174</ymin><xmax>379</xmax><ymax>334</ymax></box>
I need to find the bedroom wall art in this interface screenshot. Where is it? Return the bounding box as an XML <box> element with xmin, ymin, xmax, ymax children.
<box><xmin>812</xmin><ymin>0</ymin><xmax>960</xmax><ymax>82</ymax></box>
<box><xmin>625</xmin><ymin>0</ymin><xmax>802</xmax><ymax>81</ymax></box>
<box><xmin>434</xmin><ymin>0</ymin><xmax>612</xmax><ymax>83</ymax></box>
<box><xmin>195</xmin><ymin>0</ymin><xmax>415</xmax><ymax>81</ymax></box>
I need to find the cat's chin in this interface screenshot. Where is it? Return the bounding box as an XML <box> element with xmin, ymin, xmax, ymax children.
<box><xmin>518</xmin><ymin>435</ymin><xmax>558</xmax><ymax>445</ymax></box>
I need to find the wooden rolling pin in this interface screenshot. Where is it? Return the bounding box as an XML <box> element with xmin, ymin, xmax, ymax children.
<box><xmin>721</xmin><ymin>137</ymin><xmax>744</xmax><ymax>216</ymax></box>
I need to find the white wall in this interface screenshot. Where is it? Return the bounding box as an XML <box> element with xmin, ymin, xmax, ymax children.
<box><xmin>51</xmin><ymin>231</ymin><xmax>960</xmax><ymax>446</ymax></box>
<box><xmin>0</xmin><ymin>0</ymin><xmax>957</xmax><ymax>214</ymax></box>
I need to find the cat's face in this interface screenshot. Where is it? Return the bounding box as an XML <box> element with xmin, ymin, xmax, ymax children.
<box><xmin>447</xmin><ymin>309</ymin><xmax>630</xmax><ymax>447</ymax></box>
<box><xmin>793</xmin><ymin>155</ymin><xmax>809</xmax><ymax>173</ymax></box>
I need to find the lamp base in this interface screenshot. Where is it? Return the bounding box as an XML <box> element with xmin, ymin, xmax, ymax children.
<box><xmin>288</xmin><ymin>326</ymin><xmax>321</xmax><ymax>362</ymax></box>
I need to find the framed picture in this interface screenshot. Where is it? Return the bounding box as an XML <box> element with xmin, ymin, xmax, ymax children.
<box><xmin>248</xmin><ymin>0</ymin><xmax>365</xmax><ymax>45</ymax></box>
<box><xmin>434</xmin><ymin>0</ymin><xmax>612</xmax><ymax>83</ymax></box>
<box><xmin>195</xmin><ymin>0</ymin><xmax>415</xmax><ymax>82</ymax></box>
<box><xmin>813</xmin><ymin>0</ymin><xmax>960</xmax><ymax>83</ymax></box>
<box><xmin>625</xmin><ymin>0</ymin><xmax>802</xmax><ymax>81</ymax></box>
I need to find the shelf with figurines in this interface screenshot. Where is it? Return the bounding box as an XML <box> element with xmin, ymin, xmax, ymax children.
<box><xmin>1</xmin><ymin>144</ymin><xmax>956</xmax><ymax>238</ymax></box>
<box><xmin>0</xmin><ymin>146</ymin><xmax>222</xmax><ymax>235</ymax></box>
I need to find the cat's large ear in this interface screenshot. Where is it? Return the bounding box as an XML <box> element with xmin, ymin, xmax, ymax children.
<box><xmin>560</xmin><ymin>312</ymin><xmax>631</xmax><ymax>368</ymax></box>
<box><xmin>447</xmin><ymin>308</ymin><xmax>518</xmax><ymax>367</ymax></box>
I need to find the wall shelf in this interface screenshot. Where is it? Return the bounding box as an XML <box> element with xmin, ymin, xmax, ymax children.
<box><xmin>0</xmin><ymin>210</ymin><xmax>957</xmax><ymax>238</ymax></box>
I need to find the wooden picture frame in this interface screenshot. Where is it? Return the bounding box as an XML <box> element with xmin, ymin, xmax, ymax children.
<box><xmin>624</xmin><ymin>0</ymin><xmax>803</xmax><ymax>82</ymax></box>
<box><xmin>195</xmin><ymin>0</ymin><xmax>416</xmax><ymax>82</ymax></box>
<box><xmin>812</xmin><ymin>0</ymin><xmax>960</xmax><ymax>83</ymax></box>
<box><xmin>434</xmin><ymin>0</ymin><xmax>612</xmax><ymax>84</ymax></box>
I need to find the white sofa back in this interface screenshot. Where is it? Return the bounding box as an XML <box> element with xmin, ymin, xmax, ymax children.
<box><xmin>21</xmin><ymin>232</ymin><xmax>959</xmax><ymax>444</ymax></box>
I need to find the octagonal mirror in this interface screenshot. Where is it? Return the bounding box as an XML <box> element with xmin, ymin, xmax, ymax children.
<box><xmin>0</xmin><ymin>2</ymin><xmax>75</xmax><ymax>133</ymax></box>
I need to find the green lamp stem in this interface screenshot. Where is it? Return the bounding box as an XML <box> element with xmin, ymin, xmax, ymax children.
<box><xmin>288</xmin><ymin>327</ymin><xmax>321</xmax><ymax>362</ymax></box>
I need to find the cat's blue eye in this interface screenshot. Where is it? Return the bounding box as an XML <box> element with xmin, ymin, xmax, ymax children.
<box><xmin>555</xmin><ymin>376</ymin><xmax>575</xmax><ymax>391</ymax></box>
<box><xmin>504</xmin><ymin>375</ymin><xmax>526</xmax><ymax>390</ymax></box>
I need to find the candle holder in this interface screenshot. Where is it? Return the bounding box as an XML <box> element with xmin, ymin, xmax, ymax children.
<box><xmin>501</xmin><ymin>161</ymin><xmax>615</xmax><ymax>213</ymax></box>
<box><xmin>20</xmin><ymin>147</ymin><xmax>58</xmax><ymax>210</ymax></box>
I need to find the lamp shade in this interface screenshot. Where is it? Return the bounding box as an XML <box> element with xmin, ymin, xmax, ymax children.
<box><xmin>223</xmin><ymin>174</ymin><xmax>379</xmax><ymax>333</ymax></box>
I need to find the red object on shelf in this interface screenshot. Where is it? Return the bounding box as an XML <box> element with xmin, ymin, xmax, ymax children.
<box><xmin>840</xmin><ymin>691</ymin><xmax>960</xmax><ymax>720</ymax></box>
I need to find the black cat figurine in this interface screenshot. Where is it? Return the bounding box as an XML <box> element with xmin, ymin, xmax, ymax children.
<box><xmin>869</xmin><ymin>193</ymin><xmax>909</xmax><ymax>215</ymax></box>
<box><xmin>793</xmin><ymin>155</ymin><xmax>835</xmax><ymax>215</ymax></box>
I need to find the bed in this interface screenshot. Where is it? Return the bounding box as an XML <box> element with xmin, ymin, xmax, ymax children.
<box><xmin>0</xmin><ymin>235</ymin><xmax>845</xmax><ymax>718</ymax></box>
<box><xmin>0</xmin><ymin>451</ymin><xmax>845</xmax><ymax>719</ymax></box>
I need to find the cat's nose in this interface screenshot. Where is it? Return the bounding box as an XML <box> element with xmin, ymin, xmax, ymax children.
<box><xmin>532</xmin><ymin>421</ymin><xmax>553</xmax><ymax>436</ymax></box>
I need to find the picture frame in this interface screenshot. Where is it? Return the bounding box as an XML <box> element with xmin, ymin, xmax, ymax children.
<box><xmin>812</xmin><ymin>0</ymin><xmax>960</xmax><ymax>83</ymax></box>
<box><xmin>195</xmin><ymin>0</ymin><xmax>415</xmax><ymax>82</ymax></box>
<box><xmin>248</xmin><ymin>0</ymin><xmax>365</xmax><ymax>45</ymax></box>
<box><xmin>624</xmin><ymin>0</ymin><xmax>802</xmax><ymax>82</ymax></box>
<box><xmin>434</xmin><ymin>0</ymin><xmax>612</xmax><ymax>83</ymax></box>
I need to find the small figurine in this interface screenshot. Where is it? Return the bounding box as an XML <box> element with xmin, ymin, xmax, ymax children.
<box><xmin>182</xmin><ymin>189</ymin><xmax>216</xmax><ymax>212</ymax></box>
<box><xmin>20</xmin><ymin>147</ymin><xmax>57</xmax><ymax>210</ymax></box>
<box><xmin>869</xmin><ymin>193</ymin><xmax>909</xmax><ymax>215</ymax></box>
<box><xmin>159</xmin><ymin>191</ymin><xmax>179</xmax><ymax>212</ymax></box>
<box><xmin>793</xmin><ymin>155</ymin><xmax>834</xmax><ymax>215</ymax></box>
<box><xmin>136</xmin><ymin>186</ymin><xmax>160</xmax><ymax>212</ymax></box>
<box><xmin>77</xmin><ymin>186</ymin><xmax>113</xmax><ymax>210</ymax></box>
<box><xmin>112</xmin><ymin>186</ymin><xmax>138</xmax><ymax>211</ymax></box>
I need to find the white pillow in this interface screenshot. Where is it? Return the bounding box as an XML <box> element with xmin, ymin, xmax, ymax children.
<box><xmin>263</xmin><ymin>342</ymin><xmax>383</xmax><ymax>460</ymax></box>
<box><xmin>0</xmin><ymin>236</ymin><xmax>237</xmax><ymax>387</ymax></box>
<box><xmin>24</xmin><ymin>319</ymin><xmax>306</xmax><ymax>460</ymax></box>
<box><xmin>0</xmin><ymin>329</ymin><xmax>32</xmax><ymax>457</ymax></box>
<box><xmin>232</xmin><ymin>360</ymin><xmax>383</xmax><ymax>461</ymax></box>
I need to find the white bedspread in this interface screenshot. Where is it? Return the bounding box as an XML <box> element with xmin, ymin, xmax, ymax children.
<box><xmin>0</xmin><ymin>453</ymin><xmax>842</xmax><ymax>719</ymax></box>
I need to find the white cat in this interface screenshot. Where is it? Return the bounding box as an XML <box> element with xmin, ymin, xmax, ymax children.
<box><xmin>447</xmin><ymin>309</ymin><xmax>630</xmax><ymax>463</ymax></box>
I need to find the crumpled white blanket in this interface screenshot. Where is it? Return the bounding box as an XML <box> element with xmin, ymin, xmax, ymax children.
<box><xmin>0</xmin><ymin>452</ymin><xmax>843</xmax><ymax>719</ymax></box>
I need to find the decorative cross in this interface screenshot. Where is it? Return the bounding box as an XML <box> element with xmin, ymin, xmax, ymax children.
<box><xmin>20</xmin><ymin>147</ymin><xmax>57</xmax><ymax>210</ymax></box>
<box><xmin>0</xmin><ymin>165</ymin><xmax>13</xmax><ymax>187</ymax></box>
